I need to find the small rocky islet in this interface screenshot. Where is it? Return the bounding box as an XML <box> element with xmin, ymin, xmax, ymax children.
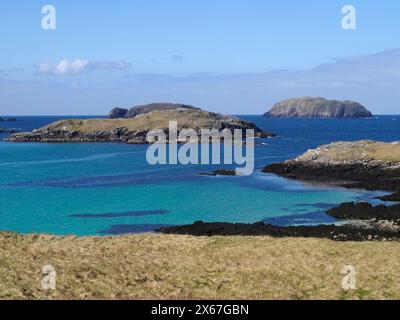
<box><xmin>263</xmin><ymin>97</ymin><xmax>373</xmax><ymax>118</ymax></box>
<box><xmin>6</xmin><ymin>103</ymin><xmax>274</xmax><ymax>143</ymax></box>
<box><xmin>0</xmin><ymin>117</ymin><xmax>17</xmax><ymax>122</ymax></box>
<box><xmin>0</xmin><ymin>117</ymin><xmax>19</xmax><ymax>133</ymax></box>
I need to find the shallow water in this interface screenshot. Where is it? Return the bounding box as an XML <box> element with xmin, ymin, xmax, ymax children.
<box><xmin>0</xmin><ymin>115</ymin><xmax>398</xmax><ymax>235</ymax></box>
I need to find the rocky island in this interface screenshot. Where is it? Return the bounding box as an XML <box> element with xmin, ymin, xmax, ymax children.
<box><xmin>263</xmin><ymin>140</ymin><xmax>400</xmax><ymax>191</ymax></box>
<box><xmin>263</xmin><ymin>97</ymin><xmax>373</xmax><ymax>118</ymax></box>
<box><xmin>6</xmin><ymin>103</ymin><xmax>274</xmax><ymax>143</ymax></box>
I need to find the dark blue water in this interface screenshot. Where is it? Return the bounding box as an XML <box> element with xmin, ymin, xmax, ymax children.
<box><xmin>0</xmin><ymin>115</ymin><xmax>398</xmax><ymax>235</ymax></box>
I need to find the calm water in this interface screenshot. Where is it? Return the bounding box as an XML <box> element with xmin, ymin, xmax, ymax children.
<box><xmin>0</xmin><ymin>115</ymin><xmax>399</xmax><ymax>236</ymax></box>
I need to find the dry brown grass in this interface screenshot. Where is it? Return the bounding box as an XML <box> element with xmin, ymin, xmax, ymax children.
<box><xmin>298</xmin><ymin>140</ymin><xmax>400</xmax><ymax>162</ymax></box>
<box><xmin>1</xmin><ymin>232</ymin><xmax>400</xmax><ymax>300</ymax></box>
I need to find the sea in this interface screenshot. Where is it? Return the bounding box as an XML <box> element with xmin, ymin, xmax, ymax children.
<box><xmin>0</xmin><ymin>115</ymin><xmax>399</xmax><ymax>236</ymax></box>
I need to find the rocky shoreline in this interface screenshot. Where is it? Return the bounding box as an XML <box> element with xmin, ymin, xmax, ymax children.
<box><xmin>158</xmin><ymin>220</ymin><xmax>400</xmax><ymax>241</ymax></box>
<box><xmin>158</xmin><ymin>202</ymin><xmax>400</xmax><ymax>241</ymax></box>
<box><xmin>161</xmin><ymin>140</ymin><xmax>400</xmax><ymax>241</ymax></box>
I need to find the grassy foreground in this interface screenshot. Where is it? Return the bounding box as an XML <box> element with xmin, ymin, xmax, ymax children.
<box><xmin>0</xmin><ymin>232</ymin><xmax>399</xmax><ymax>300</ymax></box>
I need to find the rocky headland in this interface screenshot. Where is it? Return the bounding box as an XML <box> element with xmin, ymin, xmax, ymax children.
<box><xmin>6</xmin><ymin>104</ymin><xmax>274</xmax><ymax>143</ymax></box>
<box><xmin>264</xmin><ymin>97</ymin><xmax>373</xmax><ymax>118</ymax></box>
<box><xmin>263</xmin><ymin>140</ymin><xmax>400</xmax><ymax>191</ymax></box>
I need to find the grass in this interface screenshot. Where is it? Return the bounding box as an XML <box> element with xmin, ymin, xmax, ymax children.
<box><xmin>300</xmin><ymin>140</ymin><xmax>400</xmax><ymax>162</ymax></box>
<box><xmin>1</xmin><ymin>232</ymin><xmax>400</xmax><ymax>300</ymax></box>
<box><xmin>33</xmin><ymin>109</ymin><xmax>234</xmax><ymax>133</ymax></box>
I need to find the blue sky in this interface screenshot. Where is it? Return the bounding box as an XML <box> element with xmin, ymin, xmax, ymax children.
<box><xmin>1</xmin><ymin>0</ymin><xmax>400</xmax><ymax>115</ymax></box>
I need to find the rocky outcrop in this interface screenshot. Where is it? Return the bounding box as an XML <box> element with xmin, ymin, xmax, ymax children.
<box><xmin>264</xmin><ymin>97</ymin><xmax>373</xmax><ymax>118</ymax></box>
<box><xmin>109</xmin><ymin>103</ymin><xmax>198</xmax><ymax>119</ymax></box>
<box><xmin>197</xmin><ymin>169</ymin><xmax>237</xmax><ymax>176</ymax></box>
<box><xmin>109</xmin><ymin>107</ymin><xmax>128</xmax><ymax>119</ymax></box>
<box><xmin>263</xmin><ymin>140</ymin><xmax>400</xmax><ymax>191</ymax></box>
<box><xmin>327</xmin><ymin>202</ymin><xmax>400</xmax><ymax>220</ymax></box>
<box><xmin>7</xmin><ymin>108</ymin><xmax>275</xmax><ymax>144</ymax></box>
<box><xmin>158</xmin><ymin>220</ymin><xmax>400</xmax><ymax>241</ymax></box>
<box><xmin>376</xmin><ymin>192</ymin><xmax>400</xmax><ymax>202</ymax></box>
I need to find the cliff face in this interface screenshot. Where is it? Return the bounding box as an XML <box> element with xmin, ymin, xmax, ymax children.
<box><xmin>7</xmin><ymin>108</ymin><xmax>274</xmax><ymax>144</ymax></box>
<box><xmin>109</xmin><ymin>103</ymin><xmax>198</xmax><ymax>119</ymax></box>
<box><xmin>264</xmin><ymin>97</ymin><xmax>373</xmax><ymax>118</ymax></box>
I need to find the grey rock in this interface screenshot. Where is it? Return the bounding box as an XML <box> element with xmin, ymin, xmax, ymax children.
<box><xmin>109</xmin><ymin>107</ymin><xmax>128</xmax><ymax>119</ymax></box>
<box><xmin>110</xmin><ymin>103</ymin><xmax>199</xmax><ymax>119</ymax></box>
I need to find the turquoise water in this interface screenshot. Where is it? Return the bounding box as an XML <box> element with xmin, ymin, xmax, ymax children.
<box><xmin>0</xmin><ymin>115</ymin><xmax>398</xmax><ymax>235</ymax></box>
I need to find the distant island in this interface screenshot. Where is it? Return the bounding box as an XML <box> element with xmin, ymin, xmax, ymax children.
<box><xmin>0</xmin><ymin>117</ymin><xmax>17</xmax><ymax>122</ymax></box>
<box><xmin>263</xmin><ymin>97</ymin><xmax>373</xmax><ymax>118</ymax></box>
<box><xmin>6</xmin><ymin>103</ymin><xmax>274</xmax><ymax>143</ymax></box>
<box><xmin>109</xmin><ymin>103</ymin><xmax>200</xmax><ymax>119</ymax></box>
<box><xmin>0</xmin><ymin>128</ymin><xmax>19</xmax><ymax>134</ymax></box>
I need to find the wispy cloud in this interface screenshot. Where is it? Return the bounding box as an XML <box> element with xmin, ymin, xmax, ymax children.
<box><xmin>34</xmin><ymin>59</ymin><xmax>132</xmax><ymax>76</ymax></box>
<box><xmin>172</xmin><ymin>54</ymin><xmax>184</xmax><ymax>62</ymax></box>
<box><xmin>312</xmin><ymin>49</ymin><xmax>400</xmax><ymax>78</ymax></box>
<box><xmin>3</xmin><ymin>49</ymin><xmax>400</xmax><ymax>115</ymax></box>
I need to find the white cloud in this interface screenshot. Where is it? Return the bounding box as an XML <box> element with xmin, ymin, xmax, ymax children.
<box><xmin>35</xmin><ymin>58</ymin><xmax>131</xmax><ymax>76</ymax></box>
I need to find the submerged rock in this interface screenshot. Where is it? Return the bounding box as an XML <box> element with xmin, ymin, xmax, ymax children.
<box><xmin>197</xmin><ymin>169</ymin><xmax>237</xmax><ymax>176</ymax></box>
<box><xmin>0</xmin><ymin>128</ymin><xmax>19</xmax><ymax>134</ymax></box>
<box><xmin>264</xmin><ymin>97</ymin><xmax>373</xmax><ymax>118</ymax></box>
<box><xmin>109</xmin><ymin>107</ymin><xmax>128</xmax><ymax>119</ymax></box>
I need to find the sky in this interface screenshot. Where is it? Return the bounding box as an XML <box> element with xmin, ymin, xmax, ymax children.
<box><xmin>0</xmin><ymin>0</ymin><xmax>399</xmax><ymax>115</ymax></box>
